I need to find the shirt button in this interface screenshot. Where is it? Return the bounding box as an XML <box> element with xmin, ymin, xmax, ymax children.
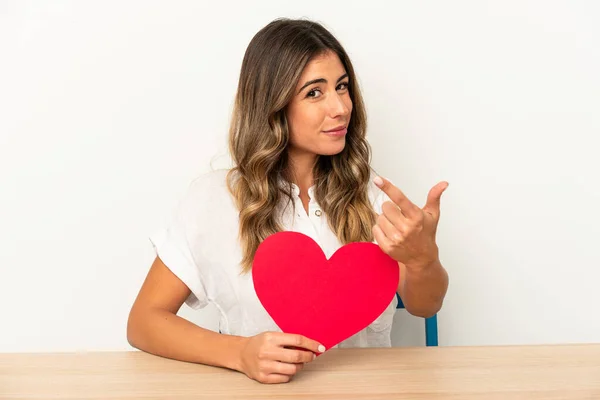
<box><xmin>315</xmin><ymin>209</ymin><xmax>322</xmax><ymax>217</ymax></box>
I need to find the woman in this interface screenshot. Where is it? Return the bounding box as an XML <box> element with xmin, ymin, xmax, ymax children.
<box><xmin>127</xmin><ymin>17</ymin><xmax>449</xmax><ymax>384</ymax></box>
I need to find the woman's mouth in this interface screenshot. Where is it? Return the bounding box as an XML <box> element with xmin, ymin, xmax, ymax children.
<box><xmin>323</xmin><ymin>127</ymin><xmax>347</xmax><ymax>137</ymax></box>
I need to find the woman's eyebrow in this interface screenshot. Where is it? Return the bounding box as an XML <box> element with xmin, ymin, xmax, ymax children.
<box><xmin>297</xmin><ymin>73</ymin><xmax>348</xmax><ymax>94</ymax></box>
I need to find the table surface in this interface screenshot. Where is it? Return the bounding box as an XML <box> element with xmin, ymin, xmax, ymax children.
<box><xmin>2</xmin><ymin>344</ymin><xmax>600</xmax><ymax>399</ymax></box>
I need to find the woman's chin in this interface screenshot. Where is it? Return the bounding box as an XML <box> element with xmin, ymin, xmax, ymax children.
<box><xmin>319</xmin><ymin>141</ymin><xmax>346</xmax><ymax>156</ymax></box>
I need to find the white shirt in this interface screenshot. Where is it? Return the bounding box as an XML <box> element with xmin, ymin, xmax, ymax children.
<box><xmin>150</xmin><ymin>169</ymin><xmax>397</xmax><ymax>348</ymax></box>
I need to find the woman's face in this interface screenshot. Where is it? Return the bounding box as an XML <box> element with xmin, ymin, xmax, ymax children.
<box><xmin>285</xmin><ymin>51</ymin><xmax>353</xmax><ymax>161</ymax></box>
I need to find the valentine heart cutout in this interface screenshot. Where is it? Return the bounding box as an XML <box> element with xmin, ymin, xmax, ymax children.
<box><xmin>252</xmin><ymin>231</ymin><xmax>399</xmax><ymax>351</ymax></box>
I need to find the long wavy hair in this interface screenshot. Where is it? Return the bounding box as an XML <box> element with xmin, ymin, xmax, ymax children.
<box><xmin>226</xmin><ymin>18</ymin><xmax>377</xmax><ymax>272</ymax></box>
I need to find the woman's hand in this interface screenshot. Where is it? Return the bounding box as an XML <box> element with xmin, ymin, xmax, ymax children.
<box><xmin>238</xmin><ymin>332</ymin><xmax>325</xmax><ymax>384</ymax></box>
<box><xmin>372</xmin><ymin>176</ymin><xmax>448</xmax><ymax>271</ymax></box>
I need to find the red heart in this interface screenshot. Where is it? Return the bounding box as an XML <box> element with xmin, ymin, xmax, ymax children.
<box><xmin>252</xmin><ymin>231</ymin><xmax>399</xmax><ymax>352</ymax></box>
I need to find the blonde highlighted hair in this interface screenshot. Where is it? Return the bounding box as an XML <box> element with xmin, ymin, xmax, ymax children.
<box><xmin>226</xmin><ymin>18</ymin><xmax>378</xmax><ymax>272</ymax></box>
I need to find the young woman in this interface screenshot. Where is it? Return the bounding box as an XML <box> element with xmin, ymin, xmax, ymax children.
<box><xmin>127</xmin><ymin>18</ymin><xmax>449</xmax><ymax>384</ymax></box>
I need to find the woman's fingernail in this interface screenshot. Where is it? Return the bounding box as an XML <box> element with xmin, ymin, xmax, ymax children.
<box><xmin>313</xmin><ymin>353</ymin><xmax>317</xmax><ymax>360</ymax></box>
<box><xmin>318</xmin><ymin>345</ymin><xmax>326</xmax><ymax>352</ymax></box>
<box><xmin>373</xmin><ymin>176</ymin><xmax>383</xmax><ymax>187</ymax></box>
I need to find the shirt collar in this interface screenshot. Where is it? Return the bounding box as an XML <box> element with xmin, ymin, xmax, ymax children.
<box><xmin>278</xmin><ymin>178</ymin><xmax>315</xmax><ymax>199</ymax></box>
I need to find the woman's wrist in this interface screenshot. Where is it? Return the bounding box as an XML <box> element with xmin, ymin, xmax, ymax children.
<box><xmin>225</xmin><ymin>335</ymin><xmax>249</xmax><ymax>373</ymax></box>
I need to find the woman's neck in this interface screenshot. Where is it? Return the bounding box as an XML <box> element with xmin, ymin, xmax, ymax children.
<box><xmin>287</xmin><ymin>150</ymin><xmax>318</xmax><ymax>195</ymax></box>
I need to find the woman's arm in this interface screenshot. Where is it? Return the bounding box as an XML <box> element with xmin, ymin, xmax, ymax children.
<box><xmin>127</xmin><ymin>256</ymin><xmax>246</xmax><ymax>370</ymax></box>
<box><xmin>371</xmin><ymin>176</ymin><xmax>450</xmax><ymax>318</ymax></box>
<box><xmin>127</xmin><ymin>256</ymin><xmax>322</xmax><ymax>384</ymax></box>
<box><xmin>397</xmin><ymin>258</ymin><xmax>448</xmax><ymax>318</ymax></box>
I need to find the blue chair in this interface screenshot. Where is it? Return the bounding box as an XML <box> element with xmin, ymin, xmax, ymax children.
<box><xmin>396</xmin><ymin>293</ymin><xmax>438</xmax><ymax>346</ymax></box>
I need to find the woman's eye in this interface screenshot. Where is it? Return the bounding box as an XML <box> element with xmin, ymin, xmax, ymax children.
<box><xmin>307</xmin><ymin>89</ymin><xmax>322</xmax><ymax>98</ymax></box>
<box><xmin>306</xmin><ymin>82</ymin><xmax>349</xmax><ymax>98</ymax></box>
<box><xmin>337</xmin><ymin>82</ymin><xmax>349</xmax><ymax>91</ymax></box>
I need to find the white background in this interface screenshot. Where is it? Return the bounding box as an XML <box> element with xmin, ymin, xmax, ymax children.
<box><xmin>1</xmin><ymin>1</ymin><xmax>599</xmax><ymax>352</ymax></box>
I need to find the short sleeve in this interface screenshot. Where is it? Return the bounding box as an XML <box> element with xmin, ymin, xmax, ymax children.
<box><xmin>149</xmin><ymin>177</ymin><xmax>212</xmax><ymax>310</ymax></box>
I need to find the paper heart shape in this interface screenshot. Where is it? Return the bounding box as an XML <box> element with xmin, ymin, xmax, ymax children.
<box><xmin>252</xmin><ymin>231</ymin><xmax>399</xmax><ymax>352</ymax></box>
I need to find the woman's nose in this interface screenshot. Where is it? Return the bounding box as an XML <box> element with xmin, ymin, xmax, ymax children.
<box><xmin>328</xmin><ymin>93</ymin><xmax>350</xmax><ymax>118</ymax></box>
